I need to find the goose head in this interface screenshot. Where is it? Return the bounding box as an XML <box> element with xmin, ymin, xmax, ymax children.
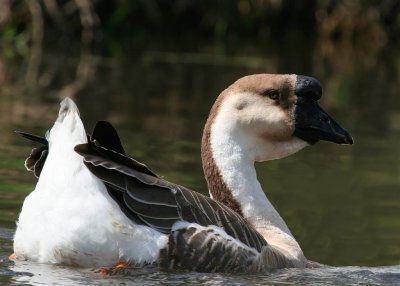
<box><xmin>205</xmin><ymin>74</ymin><xmax>353</xmax><ymax>163</ymax></box>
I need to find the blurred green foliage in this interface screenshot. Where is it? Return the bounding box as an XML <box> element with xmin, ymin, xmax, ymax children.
<box><xmin>0</xmin><ymin>0</ymin><xmax>398</xmax><ymax>95</ymax></box>
<box><xmin>1</xmin><ymin>1</ymin><xmax>399</xmax><ymax>57</ymax></box>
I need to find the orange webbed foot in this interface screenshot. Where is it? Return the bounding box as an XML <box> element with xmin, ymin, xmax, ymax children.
<box><xmin>96</xmin><ymin>267</ymin><xmax>111</xmax><ymax>276</ymax></box>
<box><xmin>96</xmin><ymin>261</ymin><xmax>130</xmax><ymax>276</ymax></box>
<box><xmin>115</xmin><ymin>262</ymin><xmax>129</xmax><ymax>268</ymax></box>
<box><xmin>8</xmin><ymin>253</ymin><xmax>17</xmax><ymax>261</ymax></box>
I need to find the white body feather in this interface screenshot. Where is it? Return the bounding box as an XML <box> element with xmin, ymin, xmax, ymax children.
<box><xmin>14</xmin><ymin>98</ymin><xmax>167</xmax><ymax>267</ymax></box>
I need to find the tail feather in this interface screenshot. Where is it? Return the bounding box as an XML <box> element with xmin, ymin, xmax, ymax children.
<box><xmin>57</xmin><ymin>97</ymin><xmax>80</xmax><ymax>122</ymax></box>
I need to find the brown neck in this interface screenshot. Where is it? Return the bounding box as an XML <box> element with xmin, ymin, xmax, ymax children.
<box><xmin>201</xmin><ymin>100</ymin><xmax>244</xmax><ymax>218</ymax></box>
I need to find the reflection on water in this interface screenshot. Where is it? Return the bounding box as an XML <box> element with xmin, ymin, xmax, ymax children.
<box><xmin>3</xmin><ymin>259</ymin><xmax>400</xmax><ymax>286</ymax></box>
<box><xmin>3</xmin><ymin>226</ymin><xmax>400</xmax><ymax>285</ymax></box>
<box><xmin>1</xmin><ymin>18</ymin><xmax>400</xmax><ymax>284</ymax></box>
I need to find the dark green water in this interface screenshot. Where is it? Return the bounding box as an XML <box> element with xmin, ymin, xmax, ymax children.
<box><xmin>0</xmin><ymin>47</ymin><xmax>399</xmax><ymax>284</ymax></box>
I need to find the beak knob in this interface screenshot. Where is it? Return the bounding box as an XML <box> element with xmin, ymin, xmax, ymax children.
<box><xmin>296</xmin><ymin>75</ymin><xmax>323</xmax><ymax>101</ymax></box>
<box><xmin>294</xmin><ymin>75</ymin><xmax>353</xmax><ymax>145</ymax></box>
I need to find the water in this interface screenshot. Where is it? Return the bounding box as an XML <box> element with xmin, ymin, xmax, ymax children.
<box><xmin>1</xmin><ymin>223</ymin><xmax>399</xmax><ymax>286</ymax></box>
<box><xmin>1</xmin><ymin>42</ymin><xmax>400</xmax><ymax>284</ymax></box>
<box><xmin>2</xmin><ymin>257</ymin><xmax>400</xmax><ymax>285</ymax></box>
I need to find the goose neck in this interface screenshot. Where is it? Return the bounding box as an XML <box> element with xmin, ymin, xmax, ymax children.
<box><xmin>201</xmin><ymin>112</ymin><xmax>305</xmax><ymax>261</ymax></box>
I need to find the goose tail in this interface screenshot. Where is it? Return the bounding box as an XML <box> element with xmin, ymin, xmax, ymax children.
<box><xmin>15</xmin><ymin>97</ymin><xmax>87</xmax><ymax>178</ymax></box>
<box><xmin>57</xmin><ymin>97</ymin><xmax>80</xmax><ymax>122</ymax></box>
<box><xmin>47</xmin><ymin>97</ymin><xmax>87</xmax><ymax>148</ymax></box>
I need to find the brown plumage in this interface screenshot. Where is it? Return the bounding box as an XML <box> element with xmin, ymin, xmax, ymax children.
<box><xmin>201</xmin><ymin>115</ymin><xmax>245</xmax><ymax>217</ymax></box>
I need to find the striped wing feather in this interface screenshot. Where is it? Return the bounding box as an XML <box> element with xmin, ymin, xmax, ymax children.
<box><xmin>159</xmin><ymin>223</ymin><xmax>294</xmax><ymax>273</ymax></box>
<box><xmin>160</xmin><ymin>224</ymin><xmax>258</xmax><ymax>272</ymax></box>
<box><xmin>74</xmin><ymin>140</ymin><xmax>268</xmax><ymax>253</ymax></box>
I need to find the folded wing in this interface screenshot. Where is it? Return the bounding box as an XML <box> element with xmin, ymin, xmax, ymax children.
<box><xmin>17</xmin><ymin>120</ymin><xmax>295</xmax><ymax>272</ymax></box>
<box><xmin>74</xmin><ymin>121</ymin><xmax>268</xmax><ymax>253</ymax></box>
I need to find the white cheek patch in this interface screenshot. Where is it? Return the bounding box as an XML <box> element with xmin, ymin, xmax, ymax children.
<box><xmin>240</xmin><ymin>105</ymin><xmax>285</xmax><ymax>124</ymax></box>
<box><xmin>222</xmin><ymin>91</ymin><xmax>286</xmax><ymax>120</ymax></box>
<box><xmin>231</xmin><ymin>94</ymin><xmax>294</xmax><ymax>142</ymax></box>
<box><xmin>211</xmin><ymin>91</ymin><xmax>308</xmax><ymax>162</ymax></box>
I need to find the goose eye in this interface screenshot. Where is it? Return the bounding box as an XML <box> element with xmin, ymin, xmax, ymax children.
<box><xmin>263</xmin><ymin>90</ymin><xmax>280</xmax><ymax>101</ymax></box>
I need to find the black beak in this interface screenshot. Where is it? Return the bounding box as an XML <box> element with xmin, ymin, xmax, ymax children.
<box><xmin>293</xmin><ymin>75</ymin><xmax>353</xmax><ymax>145</ymax></box>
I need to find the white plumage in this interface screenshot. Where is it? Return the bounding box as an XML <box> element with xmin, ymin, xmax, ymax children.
<box><xmin>14</xmin><ymin>98</ymin><xmax>166</xmax><ymax>267</ymax></box>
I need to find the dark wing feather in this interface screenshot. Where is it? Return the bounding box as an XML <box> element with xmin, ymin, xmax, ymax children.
<box><xmin>25</xmin><ymin>146</ymin><xmax>46</xmax><ymax>172</ymax></box>
<box><xmin>123</xmin><ymin>193</ymin><xmax>179</xmax><ymax>219</ymax></box>
<box><xmin>32</xmin><ymin>149</ymin><xmax>48</xmax><ymax>178</ymax></box>
<box><xmin>74</xmin><ymin>143</ymin><xmax>171</xmax><ymax>204</ymax></box>
<box><xmin>176</xmin><ymin>187</ymin><xmax>267</xmax><ymax>252</ymax></box>
<box><xmin>15</xmin><ymin>131</ymin><xmax>48</xmax><ymax>145</ymax></box>
<box><xmin>15</xmin><ymin>131</ymin><xmax>49</xmax><ymax>178</ymax></box>
<box><xmin>91</xmin><ymin>121</ymin><xmax>126</xmax><ymax>155</ymax></box>
<box><xmin>134</xmin><ymin>216</ymin><xmax>177</xmax><ymax>230</ymax></box>
<box><xmin>88</xmin><ymin>122</ymin><xmax>157</xmax><ymax>178</ymax></box>
<box><xmin>75</xmin><ymin>141</ymin><xmax>268</xmax><ymax>252</ymax></box>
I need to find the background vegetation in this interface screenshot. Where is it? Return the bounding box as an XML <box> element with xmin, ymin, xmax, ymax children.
<box><xmin>0</xmin><ymin>0</ymin><xmax>399</xmax><ymax>89</ymax></box>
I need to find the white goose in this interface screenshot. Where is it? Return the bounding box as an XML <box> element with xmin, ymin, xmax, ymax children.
<box><xmin>13</xmin><ymin>74</ymin><xmax>353</xmax><ymax>273</ymax></box>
